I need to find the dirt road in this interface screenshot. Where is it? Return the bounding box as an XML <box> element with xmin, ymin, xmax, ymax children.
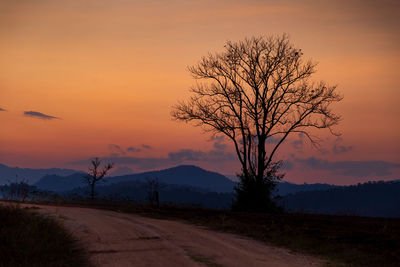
<box><xmin>26</xmin><ymin>204</ymin><xmax>322</xmax><ymax>267</ymax></box>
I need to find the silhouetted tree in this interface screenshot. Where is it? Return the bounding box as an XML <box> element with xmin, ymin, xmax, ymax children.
<box><xmin>232</xmin><ymin>161</ymin><xmax>283</xmax><ymax>212</ymax></box>
<box><xmin>84</xmin><ymin>158</ymin><xmax>113</xmax><ymax>200</ymax></box>
<box><xmin>172</xmin><ymin>35</ymin><xmax>342</xmax><ymax>212</ymax></box>
<box><xmin>145</xmin><ymin>177</ymin><xmax>161</xmax><ymax>208</ymax></box>
<box><xmin>1</xmin><ymin>178</ymin><xmax>32</xmax><ymax>202</ymax></box>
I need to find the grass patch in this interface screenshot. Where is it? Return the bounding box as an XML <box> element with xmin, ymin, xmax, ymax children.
<box><xmin>189</xmin><ymin>255</ymin><xmax>224</xmax><ymax>267</ymax></box>
<box><xmin>0</xmin><ymin>203</ymin><xmax>90</xmax><ymax>267</ymax></box>
<box><xmin>182</xmin><ymin>245</ymin><xmax>223</xmax><ymax>267</ymax></box>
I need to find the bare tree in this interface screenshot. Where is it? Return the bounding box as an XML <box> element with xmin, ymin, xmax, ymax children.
<box><xmin>84</xmin><ymin>158</ymin><xmax>114</xmax><ymax>200</ymax></box>
<box><xmin>172</xmin><ymin>35</ymin><xmax>342</xmax><ymax>210</ymax></box>
<box><xmin>144</xmin><ymin>176</ymin><xmax>161</xmax><ymax>208</ymax></box>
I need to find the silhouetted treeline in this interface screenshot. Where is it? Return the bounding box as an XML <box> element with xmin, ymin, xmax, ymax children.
<box><xmin>0</xmin><ymin>182</ymin><xmax>58</xmax><ymax>201</ymax></box>
<box><xmin>280</xmin><ymin>180</ymin><xmax>400</xmax><ymax>217</ymax></box>
<box><xmin>66</xmin><ymin>181</ymin><xmax>233</xmax><ymax>209</ymax></box>
<box><xmin>0</xmin><ymin>163</ymin><xmax>79</xmax><ymax>184</ymax></box>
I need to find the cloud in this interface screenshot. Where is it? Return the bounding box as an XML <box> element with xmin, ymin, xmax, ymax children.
<box><xmin>0</xmin><ymin>108</ymin><xmax>6</xmax><ymax>111</ymax></box>
<box><xmin>142</xmin><ymin>144</ymin><xmax>152</xmax><ymax>150</ymax></box>
<box><xmin>293</xmin><ymin>157</ymin><xmax>400</xmax><ymax>177</ymax></box>
<box><xmin>290</xmin><ymin>133</ymin><xmax>305</xmax><ymax>153</ymax></box>
<box><xmin>23</xmin><ymin>111</ymin><xmax>59</xmax><ymax>120</ymax></box>
<box><xmin>332</xmin><ymin>138</ymin><xmax>353</xmax><ymax>154</ymax></box>
<box><xmin>126</xmin><ymin>144</ymin><xmax>152</xmax><ymax>153</ymax></box>
<box><xmin>333</xmin><ymin>144</ymin><xmax>353</xmax><ymax>154</ymax></box>
<box><xmin>127</xmin><ymin>146</ymin><xmax>141</xmax><ymax>153</ymax></box>
<box><xmin>109</xmin><ymin>144</ymin><xmax>153</xmax><ymax>154</ymax></box>
<box><xmin>168</xmin><ymin>149</ymin><xmax>205</xmax><ymax>161</ymax></box>
<box><xmin>160</xmin><ymin>136</ymin><xmax>235</xmax><ymax>162</ymax></box>
<box><xmin>108</xmin><ymin>144</ymin><xmax>126</xmax><ymax>155</ymax></box>
<box><xmin>210</xmin><ymin>136</ymin><xmax>227</xmax><ymax>150</ymax></box>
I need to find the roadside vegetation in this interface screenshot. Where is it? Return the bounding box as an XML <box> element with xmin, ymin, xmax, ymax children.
<box><xmin>0</xmin><ymin>203</ymin><xmax>90</xmax><ymax>267</ymax></box>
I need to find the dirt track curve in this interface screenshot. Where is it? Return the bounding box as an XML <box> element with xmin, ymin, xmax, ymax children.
<box><xmin>25</xmin><ymin>204</ymin><xmax>322</xmax><ymax>267</ymax></box>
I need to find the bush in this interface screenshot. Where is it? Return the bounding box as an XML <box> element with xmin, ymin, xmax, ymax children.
<box><xmin>232</xmin><ymin>162</ymin><xmax>283</xmax><ymax>213</ymax></box>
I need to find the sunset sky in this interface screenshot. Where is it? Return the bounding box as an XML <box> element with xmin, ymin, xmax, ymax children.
<box><xmin>1</xmin><ymin>0</ymin><xmax>399</xmax><ymax>185</ymax></box>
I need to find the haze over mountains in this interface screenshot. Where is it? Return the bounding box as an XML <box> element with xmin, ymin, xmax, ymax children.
<box><xmin>0</xmin><ymin>163</ymin><xmax>81</xmax><ymax>185</ymax></box>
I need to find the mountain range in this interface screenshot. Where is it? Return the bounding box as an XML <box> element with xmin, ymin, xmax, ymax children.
<box><xmin>34</xmin><ymin>165</ymin><xmax>234</xmax><ymax>192</ymax></box>
<box><xmin>0</xmin><ymin>163</ymin><xmax>339</xmax><ymax>196</ymax></box>
<box><xmin>32</xmin><ymin>165</ymin><xmax>340</xmax><ymax>196</ymax></box>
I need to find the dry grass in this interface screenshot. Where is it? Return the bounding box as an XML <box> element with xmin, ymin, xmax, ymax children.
<box><xmin>0</xmin><ymin>203</ymin><xmax>91</xmax><ymax>267</ymax></box>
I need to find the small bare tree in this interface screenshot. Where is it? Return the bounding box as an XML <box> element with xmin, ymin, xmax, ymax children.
<box><xmin>145</xmin><ymin>177</ymin><xmax>161</xmax><ymax>208</ymax></box>
<box><xmin>84</xmin><ymin>158</ymin><xmax>114</xmax><ymax>200</ymax></box>
<box><xmin>172</xmin><ymin>35</ymin><xmax>343</xmax><ymax>211</ymax></box>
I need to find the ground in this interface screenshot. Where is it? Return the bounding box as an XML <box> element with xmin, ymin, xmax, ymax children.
<box><xmin>25</xmin><ymin>204</ymin><xmax>322</xmax><ymax>267</ymax></box>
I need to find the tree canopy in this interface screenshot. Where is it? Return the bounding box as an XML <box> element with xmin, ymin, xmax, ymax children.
<box><xmin>172</xmin><ymin>35</ymin><xmax>342</xmax><ymax>180</ymax></box>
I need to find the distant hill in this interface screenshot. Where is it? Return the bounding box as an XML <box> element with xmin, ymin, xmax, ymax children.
<box><xmin>104</xmin><ymin>165</ymin><xmax>236</xmax><ymax>193</ymax></box>
<box><xmin>0</xmin><ymin>163</ymin><xmax>80</xmax><ymax>185</ymax></box>
<box><xmin>276</xmin><ymin>181</ymin><xmax>339</xmax><ymax>196</ymax></box>
<box><xmin>34</xmin><ymin>173</ymin><xmax>87</xmax><ymax>192</ymax></box>
<box><xmin>280</xmin><ymin>180</ymin><xmax>400</xmax><ymax>218</ymax></box>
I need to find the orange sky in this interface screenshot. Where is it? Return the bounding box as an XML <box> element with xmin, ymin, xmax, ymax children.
<box><xmin>1</xmin><ymin>0</ymin><xmax>399</xmax><ymax>184</ymax></box>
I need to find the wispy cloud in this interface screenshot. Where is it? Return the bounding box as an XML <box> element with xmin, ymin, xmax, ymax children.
<box><xmin>333</xmin><ymin>144</ymin><xmax>353</xmax><ymax>154</ymax></box>
<box><xmin>126</xmin><ymin>144</ymin><xmax>153</xmax><ymax>152</ymax></box>
<box><xmin>127</xmin><ymin>146</ymin><xmax>141</xmax><ymax>153</ymax></box>
<box><xmin>108</xmin><ymin>144</ymin><xmax>126</xmax><ymax>155</ymax></box>
<box><xmin>332</xmin><ymin>138</ymin><xmax>353</xmax><ymax>154</ymax></box>
<box><xmin>290</xmin><ymin>133</ymin><xmax>305</xmax><ymax>153</ymax></box>
<box><xmin>23</xmin><ymin>111</ymin><xmax>59</xmax><ymax>120</ymax></box>
<box><xmin>142</xmin><ymin>144</ymin><xmax>152</xmax><ymax>150</ymax></box>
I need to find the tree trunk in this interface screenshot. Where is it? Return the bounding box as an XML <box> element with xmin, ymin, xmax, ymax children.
<box><xmin>90</xmin><ymin>183</ymin><xmax>95</xmax><ymax>200</ymax></box>
<box><xmin>257</xmin><ymin>136</ymin><xmax>266</xmax><ymax>183</ymax></box>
